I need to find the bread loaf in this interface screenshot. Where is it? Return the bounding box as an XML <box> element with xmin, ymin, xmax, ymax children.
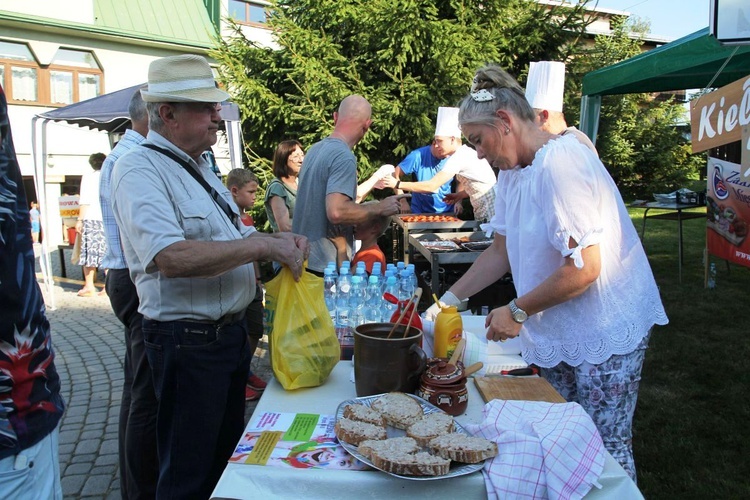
<box><xmin>406</xmin><ymin>412</ymin><xmax>455</xmax><ymax>447</ymax></box>
<box><xmin>343</xmin><ymin>403</ymin><xmax>386</xmax><ymax>427</ymax></box>
<box><xmin>371</xmin><ymin>450</ymin><xmax>450</xmax><ymax>476</ymax></box>
<box><xmin>429</xmin><ymin>433</ymin><xmax>498</xmax><ymax>463</ymax></box>
<box><xmin>370</xmin><ymin>392</ymin><xmax>424</xmax><ymax>429</ymax></box>
<box><xmin>358</xmin><ymin>437</ymin><xmax>418</xmax><ymax>461</ymax></box>
<box><xmin>334</xmin><ymin>417</ymin><xmax>387</xmax><ymax>446</ymax></box>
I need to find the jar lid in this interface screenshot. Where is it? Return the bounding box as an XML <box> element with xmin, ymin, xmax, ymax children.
<box><xmin>423</xmin><ymin>359</ymin><xmax>464</xmax><ymax>385</ymax></box>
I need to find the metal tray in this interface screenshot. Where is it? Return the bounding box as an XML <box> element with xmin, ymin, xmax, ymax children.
<box><xmin>335</xmin><ymin>393</ymin><xmax>485</xmax><ymax>481</ymax></box>
<box><xmin>460</xmin><ymin>241</ymin><xmax>492</xmax><ymax>252</ymax></box>
<box><xmin>418</xmin><ymin>240</ymin><xmax>462</xmax><ymax>252</ymax></box>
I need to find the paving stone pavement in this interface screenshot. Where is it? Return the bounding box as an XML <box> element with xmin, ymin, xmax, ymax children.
<box><xmin>37</xmin><ymin>246</ymin><xmax>271</xmax><ymax>499</ymax></box>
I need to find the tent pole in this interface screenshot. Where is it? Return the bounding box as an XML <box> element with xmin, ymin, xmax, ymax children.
<box><xmin>579</xmin><ymin>95</ymin><xmax>601</xmax><ymax>146</ymax></box>
<box><xmin>31</xmin><ymin>117</ymin><xmax>56</xmax><ymax>309</ymax></box>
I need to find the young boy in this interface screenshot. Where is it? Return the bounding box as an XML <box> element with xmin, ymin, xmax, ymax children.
<box><xmin>352</xmin><ymin>208</ymin><xmax>389</xmax><ymax>274</ymax></box>
<box><xmin>226</xmin><ymin>168</ymin><xmax>267</xmax><ymax>401</ymax></box>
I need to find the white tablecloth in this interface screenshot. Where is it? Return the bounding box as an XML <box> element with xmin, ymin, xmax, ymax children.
<box><xmin>211</xmin><ymin>362</ymin><xmax>643</xmax><ymax>499</ymax></box>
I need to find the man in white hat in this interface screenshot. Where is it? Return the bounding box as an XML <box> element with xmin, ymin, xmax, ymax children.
<box><xmin>525</xmin><ymin>61</ymin><xmax>598</xmax><ymax>154</ymax></box>
<box><xmin>111</xmin><ymin>54</ymin><xmax>309</xmax><ymax>498</ymax></box>
<box><xmin>380</xmin><ymin>106</ymin><xmax>497</xmax><ymax>222</ymax></box>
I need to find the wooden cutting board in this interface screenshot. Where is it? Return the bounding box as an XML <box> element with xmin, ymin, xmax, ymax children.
<box><xmin>474</xmin><ymin>376</ymin><xmax>567</xmax><ymax>404</ymax></box>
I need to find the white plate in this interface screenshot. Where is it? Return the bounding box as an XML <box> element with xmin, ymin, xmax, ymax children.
<box><xmin>335</xmin><ymin>393</ymin><xmax>485</xmax><ymax>481</ymax></box>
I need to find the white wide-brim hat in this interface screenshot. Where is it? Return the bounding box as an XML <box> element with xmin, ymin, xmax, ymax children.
<box><xmin>434</xmin><ymin>106</ymin><xmax>461</xmax><ymax>138</ymax></box>
<box><xmin>141</xmin><ymin>54</ymin><xmax>230</xmax><ymax>103</ymax></box>
<box><xmin>525</xmin><ymin>61</ymin><xmax>565</xmax><ymax>112</ymax></box>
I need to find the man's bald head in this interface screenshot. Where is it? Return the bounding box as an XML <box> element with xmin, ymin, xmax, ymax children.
<box><xmin>332</xmin><ymin>95</ymin><xmax>372</xmax><ymax>148</ymax></box>
<box><xmin>337</xmin><ymin>95</ymin><xmax>371</xmax><ymax>123</ymax></box>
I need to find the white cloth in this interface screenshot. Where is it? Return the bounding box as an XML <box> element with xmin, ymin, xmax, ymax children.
<box><xmin>466</xmin><ymin>400</ymin><xmax>606</xmax><ymax>500</ymax></box>
<box><xmin>434</xmin><ymin>106</ymin><xmax>461</xmax><ymax>137</ymax></box>
<box><xmin>487</xmin><ymin>135</ymin><xmax>668</xmax><ymax>367</ymax></box>
<box><xmin>525</xmin><ymin>61</ymin><xmax>565</xmax><ymax>112</ymax></box>
<box><xmin>441</xmin><ymin>145</ymin><xmax>497</xmax><ymax>221</ymax></box>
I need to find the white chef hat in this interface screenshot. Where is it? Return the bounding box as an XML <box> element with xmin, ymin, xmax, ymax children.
<box><xmin>525</xmin><ymin>61</ymin><xmax>565</xmax><ymax>112</ymax></box>
<box><xmin>434</xmin><ymin>106</ymin><xmax>461</xmax><ymax>138</ymax></box>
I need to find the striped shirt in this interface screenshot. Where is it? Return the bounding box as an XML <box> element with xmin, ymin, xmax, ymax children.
<box><xmin>99</xmin><ymin>129</ymin><xmax>146</xmax><ymax>270</ymax></box>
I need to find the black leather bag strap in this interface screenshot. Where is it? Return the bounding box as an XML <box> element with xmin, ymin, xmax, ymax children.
<box><xmin>141</xmin><ymin>144</ymin><xmax>237</xmax><ymax>227</ymax></box>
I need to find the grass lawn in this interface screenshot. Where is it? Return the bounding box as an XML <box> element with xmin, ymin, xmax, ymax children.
<box><xmin>628</xmin><ymin>206</ymin><xmax>750</xmax><ymax>498</ymax></box>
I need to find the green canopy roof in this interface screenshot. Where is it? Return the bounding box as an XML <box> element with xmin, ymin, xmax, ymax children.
<box><xmin>582</xmin><ymin>28</ymin><xmax>750</xmax><ymax>96</ymax></box>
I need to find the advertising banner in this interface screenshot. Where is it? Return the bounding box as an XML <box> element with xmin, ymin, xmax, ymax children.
<box><xmin>690</xmin><ymin>74</ymin><xmax>750</xmax><ymax>153</ymax></box>
<box><xmin>706</xmin><ymin>157</ymin><xmax>750</xmax><ymax>267</ymax></box>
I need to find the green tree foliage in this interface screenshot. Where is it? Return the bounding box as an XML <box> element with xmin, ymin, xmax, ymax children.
<box><xmin>211</xmin><ymin>0</ymin><xmax>591</xmax><ymax>198</ymax></box>
<box><xmin>566</xmin><ymin>17</ymin><xmax>704</xmax><ymax>199</ymax></box>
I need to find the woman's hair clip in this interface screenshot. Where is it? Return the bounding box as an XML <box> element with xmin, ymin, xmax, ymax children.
<box><xmin>471</xmin><ymin>89</ymin><xmax>495</xmax><ymax>102</ymax></box>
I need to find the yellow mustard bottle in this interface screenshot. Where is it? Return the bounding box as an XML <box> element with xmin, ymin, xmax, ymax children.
<box><xmin>434</xmin><ymin>305</ymin><xmax>463</xmax><ymax>359</ymax></box>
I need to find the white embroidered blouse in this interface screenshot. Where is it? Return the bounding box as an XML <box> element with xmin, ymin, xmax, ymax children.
<box><xmin>488</xmin><ymin>134</ymin><xmax>668</xmax><ymax>367</ymax></box>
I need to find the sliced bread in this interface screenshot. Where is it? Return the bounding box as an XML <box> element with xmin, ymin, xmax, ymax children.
<box><xmin>370</xmin><ymin>392</ymin><xmax>424</xmax><ymax>429</ymax></box>
<box><xmin>343</xmin><ymin>403</ymin><xmax>386</xmax><ymax>427</ymax></box>
<box><xmin>371</xmin><ymin>450</ymin><xmax>450</xmax><ymax>476</ymax></box>
<box><xmin>334</xmin><ymin>417</ymin><xmax>387</xmax><ymax>446</ymax></box>
<box><xmin>358</xmin><ymin>437</ymin><xmax>419</xmax><ymax>461</ymax></box>
<box><xmin>406</xmin><ymin>412</ymin><xmax>455</xmax><ymax>446</ymax></box>
<box><xmin>428</xmin><ymin>433</ymin><xmax>498</xmax><ymax>464</ymax></box>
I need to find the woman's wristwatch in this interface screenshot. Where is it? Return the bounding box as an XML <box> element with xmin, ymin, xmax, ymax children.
<box><xmin>508</xmin><ymin>299</ymin><xmax>528</xmax><ymax>323</ymax></box>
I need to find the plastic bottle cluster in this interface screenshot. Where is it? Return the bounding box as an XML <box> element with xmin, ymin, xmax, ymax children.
<box><xmin>322</xmin><ymin>260</ymin><xmax>419</xmax><ymax>334</ymax></box>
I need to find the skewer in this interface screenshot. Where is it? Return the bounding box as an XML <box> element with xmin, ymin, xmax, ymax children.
<box><xmin>387</xmin><ymin>288</ymin><xmax>422</xmax><ymax>339</ymax></box>
<box><xmin>402</xmin><ymin>288</ymin><xmax>423</xmax><ymax>338</ymax></box>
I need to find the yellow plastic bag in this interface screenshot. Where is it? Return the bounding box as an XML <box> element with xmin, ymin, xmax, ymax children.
<box><xmin>263</xmin><ymin>265</ymin><xmax>339</xmax><ymax>390</ymax></box>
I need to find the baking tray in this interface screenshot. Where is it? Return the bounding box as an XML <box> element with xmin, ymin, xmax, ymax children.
<box><xmin>335</xmin><ymin>393</ymin><xmax>485</xmax><ymax>481</ymax></box>
<box><xmin>418</xmin><ymin>240</ymin><xmax>462</xmax><ymax>252</ymax></box>
<box><xmin>460</xmin><ymin>241</ymin><xmax>492</xmax><ymax>252</ymax></box>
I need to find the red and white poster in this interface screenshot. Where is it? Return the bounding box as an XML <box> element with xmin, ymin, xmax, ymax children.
<box><xmin>706</xmin><ymin>157</ymin><xmax>750</xmax><ymax>267</ymax></box>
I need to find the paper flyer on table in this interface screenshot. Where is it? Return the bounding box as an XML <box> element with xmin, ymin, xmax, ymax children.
<box><xmin>229</xmin><ymin>412</ymin><xmax>368</xmax><ymax>470</ymax></box>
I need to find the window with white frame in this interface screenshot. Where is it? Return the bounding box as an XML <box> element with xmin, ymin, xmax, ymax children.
<box><xmin>0</xmin><ymin>41</ymin><xmax>102</xmax><ymax>106</ymax></box>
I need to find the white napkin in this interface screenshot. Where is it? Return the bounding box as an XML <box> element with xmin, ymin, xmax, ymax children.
<box><xmin>465</xmin><ymin>400</ymin><xmax>605</xmax><ymax>500</ymax></box>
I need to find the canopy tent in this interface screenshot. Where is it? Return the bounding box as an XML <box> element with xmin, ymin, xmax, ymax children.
<box><xmin>579</xmin><ymin>28</ymin><xmax>750</xmax><ymax>142</ymax></box>
<box><xmin>36</xmin><ymin>83</ymin><xmax>145</xmax><ymax>134</ymax></box>
<box><xmin>31</xmin><ymin>85</ymin><xmax>243</xmax><ymax>308</ymax></box>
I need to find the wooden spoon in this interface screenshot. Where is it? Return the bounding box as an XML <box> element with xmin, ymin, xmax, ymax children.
<box><xmin>448</xmin><ymin>338</ymin><xmax>466</xmax><ymax>366</ymax></box>
<box><xmin>463</xmin><ymin>362</ymin><xmax>483</xmax><ymax>378</ymax></box>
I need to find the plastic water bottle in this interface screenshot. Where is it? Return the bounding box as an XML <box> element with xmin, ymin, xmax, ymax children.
<box><xmin>371</xmin><ymin>262</ymin><xmax>382</xmax><ymax>280</ymax></box>
<box><xmin>355</xmin><ymin>262</ymin><xmax>367</xmax><ymax>280</ymax></box>
<box><xmin>323</xmin><ymin>268</ymin><xmax>337</xmax><ymax>323</ymax></box>
<box><xmin>349</xmin><ymin>275</ymin><xmax>365</xmax><ymax>327</ymax></box>
<box><xmin>399</xmin><ymin>269</ymin><xmax>415</xmax><ymax>303</ymax></box>
<box><xmin>708</xmin><ymin>263</ymin><xmax>717</xmax><ymax>290</ymax></box>
<box><xmin>365</xmin><ymin>275</ymin><xmax>382</xmax><ymax>323</ymax></box>
<box><xmin>396</xmin><ymin>261</ymin><xmax>406</xmax><ymax>273</ymax></box>
<box><xmin>336</xmin><ymin>267</ymin><xmax>352</xmax><ymax>331</ymax></box>
<box><xmin>383</xmin><ymin>276</ymin><xmax>399</xmax><ymax>322</ymax></box>
<box><xmin>406</xmin><ymin>264</ymin><xmax>418</xmax><ymax>290</ymax></box>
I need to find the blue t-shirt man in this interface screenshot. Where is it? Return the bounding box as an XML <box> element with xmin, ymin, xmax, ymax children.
<box><xmin>397</xmin><ymin>145</ymin><xmax>453</xmax><ymax>214</ymax></box>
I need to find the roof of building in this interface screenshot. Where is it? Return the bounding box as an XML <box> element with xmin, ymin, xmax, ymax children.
<box><xmin>93</xmin><ymin>0</ymin><xmax>216</xmax><ymax>47</ymax></box>
<box><xmin>0</xmin><ymin>0</ymin><xmax>217</xmax><ymax>50</ymax></box>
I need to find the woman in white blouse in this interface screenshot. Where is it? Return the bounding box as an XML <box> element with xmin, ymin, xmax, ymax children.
<box><xmin>427</xmin><ymin>65</ymin><xmax>668</xmax><ymax>482</ymax></box>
